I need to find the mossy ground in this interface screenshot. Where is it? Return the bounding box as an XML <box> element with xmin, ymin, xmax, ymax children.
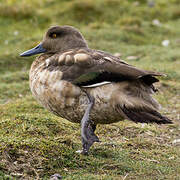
<box><xmin>0</xmin><ymin>0</ymin><xmax>180</xmax><ymax>179</ymax></box>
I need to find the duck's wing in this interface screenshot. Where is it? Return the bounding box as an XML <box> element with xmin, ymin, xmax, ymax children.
<box><xmin>48</xmin><ymin>49</ymin><xmax>164</xmax><ymax>87</ymax></box>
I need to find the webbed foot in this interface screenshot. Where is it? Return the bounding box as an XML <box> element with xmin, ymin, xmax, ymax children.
<box><xmin>81</xmin><ymin>124</ymin><xmax>99</xmax><ymax>155</ymax></box>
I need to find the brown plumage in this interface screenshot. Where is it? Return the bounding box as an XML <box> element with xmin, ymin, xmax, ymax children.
<box><xmin>20</xmin><ymin>25</ymin><xmax>172</xmax><ymax>154</ymax></box>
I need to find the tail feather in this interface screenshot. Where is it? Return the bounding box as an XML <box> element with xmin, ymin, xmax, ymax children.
<box><xmin>121</xmin><ymin>105</ymin><xmax>172</xmax><ymax>124</ymax></box>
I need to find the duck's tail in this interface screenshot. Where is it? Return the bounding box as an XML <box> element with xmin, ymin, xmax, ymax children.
<box><xmin>121</xmin><ymin>105</ymin><xmax>172</xmax><ymax>124</ymax></box>
<box><xmin>114</xmin><ymin>81</ymin><xmax>172</xmax><ymax>124</ymax></box>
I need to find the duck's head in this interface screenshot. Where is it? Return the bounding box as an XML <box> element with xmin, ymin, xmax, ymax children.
<box><xmin>20</xmin><ymin>25</ymin><xmax>88</xmax><ymax>57</ymax></box>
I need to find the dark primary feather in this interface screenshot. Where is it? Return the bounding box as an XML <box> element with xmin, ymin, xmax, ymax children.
<box><xmin>121</xmin><ymin>105</ymin><xmax>172</xmax><ymax>124</ymax></box>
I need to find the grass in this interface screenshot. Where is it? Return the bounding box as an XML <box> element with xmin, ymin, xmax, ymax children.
<box><xmin>0</xmin><ymin>0</ymin><xmax>180</xmax><ymax>179</ymax></box>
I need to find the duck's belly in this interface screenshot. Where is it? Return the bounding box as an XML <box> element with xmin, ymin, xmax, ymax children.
<box><xmin>30</xmin><ymin>70</ymin><xmax>124</xmax><ymax>124</ymax></box>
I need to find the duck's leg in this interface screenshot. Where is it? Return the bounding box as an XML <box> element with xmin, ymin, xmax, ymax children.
<box><xmin>81</xmin><ymin>94</ymin><xmax>99</xmax><ymax>155</ymax></box>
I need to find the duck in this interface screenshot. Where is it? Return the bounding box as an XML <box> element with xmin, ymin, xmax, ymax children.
<box><xmin>20</xmin><ymin>25</ymin><xmax>172</xmax><ymax>154</ymax></box>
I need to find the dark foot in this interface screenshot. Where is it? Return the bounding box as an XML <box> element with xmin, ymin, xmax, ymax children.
<box><xmin>81</xmin><ymin>124</ymin><xmax>99</xmax><ymax>155</ymax></box>
<box><xmin>80</xmin><ymin>94</ymin><xmax>99</xmax><ymax>154</ymax></box>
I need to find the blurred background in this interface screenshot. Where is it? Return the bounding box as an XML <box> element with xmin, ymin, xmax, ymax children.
<box><xmin>1</xmin><ymin>0</ymin><xmax>180</xmax><ymax>106</ymax></box>
<box><xmin>0</xmin><ymin>0</ymin><xmax>180</xmax><ymax>179</ymax></box>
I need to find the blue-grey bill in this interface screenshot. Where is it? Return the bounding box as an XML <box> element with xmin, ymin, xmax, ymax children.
<box><xmin>20</xmin><ymin>43</ymin><xmax>47</xmax><ymax>57</ymax></box>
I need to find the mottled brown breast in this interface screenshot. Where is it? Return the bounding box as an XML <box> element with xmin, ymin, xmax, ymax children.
<box><xmin>30</xmin><ymin>53</ymin><xmax>82</xmax><ymax>121</ymax></box>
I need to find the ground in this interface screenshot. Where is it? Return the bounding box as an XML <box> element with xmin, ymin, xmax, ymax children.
<box><xmin>0</xmin><ymin>0</ymin><xmax>180</xmax><ymax>179</ymax></box>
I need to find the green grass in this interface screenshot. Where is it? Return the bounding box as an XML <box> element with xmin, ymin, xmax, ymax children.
<box><xmin>0</xmin><ymin>0</ymin><xmax>180</xmax><ymax>179</ymax></box>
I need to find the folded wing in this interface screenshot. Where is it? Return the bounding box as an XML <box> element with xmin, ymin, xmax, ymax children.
<box><xmin>59</xmin><ymin>49</ymin><xmax>164</xmax><ymax>87</ymax></box>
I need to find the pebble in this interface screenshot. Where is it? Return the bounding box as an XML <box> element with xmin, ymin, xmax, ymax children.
<box><xmin>4</xmin><ymin>40</ymin><xmax>8</xmax><ymax>45</ymax></box>
<box><xmin>126</xmin><ymin>56</ymin><xmax>138</xmax><ymax>60</ymax></box>
<box><xmin>14</xmin><ymin>31</ymin><xmax>19</xmax><ymax>36</ymax></box>
<box><xmin>162</xmin><ymin>40</ymin><xmax>170</xmax><ymax>47</ymax></box>
<box><xmin>172</xmin><ymin>139</ymin><xmax>180</xmax><ymax>145</ymax></box>
<box><xmin>152</xmin><ymin>19</ymin><xmax>161</xmax><ymax>26</ymax></box>
<box><xmin>50</xmin><ymin>174</ymin><xmax>62</xmax><ymax>180</ymax></box>
<box><xmin>114</xmin><ymin>53</ymin><xmax>122</xmax><ymax>58</ymax></box>
<box><xmin>147</xmin><ymin>0</ymin><xmax>155</xmax><ymax>7</ymax></box>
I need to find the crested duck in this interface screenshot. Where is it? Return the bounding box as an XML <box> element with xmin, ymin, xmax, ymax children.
<box><xmin>20</xmin><ymin>25</ymin><xmax>172</xmax><ymax>154</ymax></box>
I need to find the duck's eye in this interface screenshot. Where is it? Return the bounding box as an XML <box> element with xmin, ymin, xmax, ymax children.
<box><xmin>51</xmin><ymin>33</ymin><xmax>57</xmax><ymax>38</ymax></box>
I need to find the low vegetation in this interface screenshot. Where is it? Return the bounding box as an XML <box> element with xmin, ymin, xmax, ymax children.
<box><xmin>0</xmin><ymin>0</ymin><xmax>179</xmax><ymax>179</ymax></box>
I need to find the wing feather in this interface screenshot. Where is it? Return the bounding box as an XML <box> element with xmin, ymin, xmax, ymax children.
<box><xmin>54</xmin><ymin>48</ymin><xmax>165</xmax><ymax>87</ymax></box>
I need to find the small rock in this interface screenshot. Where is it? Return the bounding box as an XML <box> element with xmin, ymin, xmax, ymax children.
<box><xmin>147</xmin><ymin>0</ymin><xmax>155</xmax><ymax>7</ymax></box>
<box><xmin>13</xmin><ymin>161</ymin><xmax>18</xmax><ymax>165</ymax></box>
<box><xmin>19</xmin><ymin>94</ymin><xmax>23</xmax><ymax>98</ymax></box>
<box><xmin>114</xmin><ymin>53</ymin><xmax>122</xmax><ymax>58</ymax></box>
<box><xmin>162</xmin><ymin>40</ymin><xmax>170</xmax><ymax>47</ymax></box>
<box><xmin>76</xmin><ymin>149</ymin><xmax>83</xmax><ymax>154</ymax></box>
<box><xmin>63</xmin><ymin>168</ymin><xmax>68</xmax><ymax>172</ymax></box>
<box><xmin>141</xmin><ymin>123</ymin><xmax>146</xmax><ymax>128</ymax></box>
<box><xmin>4</xmin><ymin>40</ymin><xmax>8</xmax><ymax>45</ymax></box>
<box><xmin>14</xmin><ymin>31</ymin><xmax>19</xmax><ymax>36</ymax></box>
<box><xmin>147</xmin><ymin>159</ymin><xmax>159</xmax><ymax>163</ymax></box>
<box><xmin>133</xmin><ymin>1</ymin><xmax>139</xmax><ymax>6</ymax></box>
<box><xmin>152</xmin><ymin>19</ymin><xmax>161</xmax><ymax>26</ymax></box>
<box><xmin>10</xmin><ymin>173</ymin><xmax>23</xmax><ymax>177</ymax></box>
<box><xmin>172</xmin><ymin>139</ymin><xmax>180</xmax><ymax>145</ymax></box>
<box><xmin>175</xmin><ymin>39</ymin><xmax>180</xmax><ymax>45</ymax></box>
<box><xmin>126</xmin><ymin>56</ymin><xmax>138</xmax><ymax>60</ymax></box>
<box><xmin>50</xmin><ymin>173</ymin><xmax>62</xmax><ymax>180</ymax></box>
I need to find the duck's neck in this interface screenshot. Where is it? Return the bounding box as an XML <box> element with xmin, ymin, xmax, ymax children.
<box><xmin>60</xmin><ymin>38</ymin><xmax>88</xmax><ymax>53</ymax></box>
